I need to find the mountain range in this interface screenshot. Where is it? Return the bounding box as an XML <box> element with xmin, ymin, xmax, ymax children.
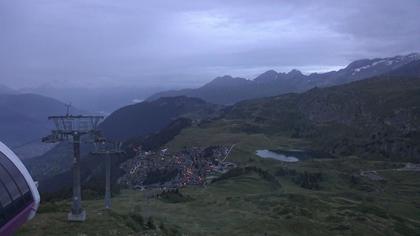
<box><xmin>148</xmin><ymin>53</ymin><xmax>420</xmax><ymax>104</ymax></box>
<box><xmin>103</xmin><ymin>55</ymin><xmax>420</xmax><ymax>162</ymax></box>
<box><xmin>23</xmin><ymin>52</ymin><xmax>420</xmax><ymax>200</ymax></box>
<box><xmin>30</xmin><ymin>56</ymin><xmax>420</xmax><ymax>196</ymax></box>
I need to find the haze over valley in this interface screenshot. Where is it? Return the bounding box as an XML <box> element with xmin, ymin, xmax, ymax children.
<box><xmin>0</xmin><ymin>1</ymin><xmax>420</xmax><ymax>235</ymax></box>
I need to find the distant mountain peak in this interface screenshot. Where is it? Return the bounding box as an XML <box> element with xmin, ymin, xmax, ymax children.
<box><xmin>287</xmin><ymin>69</ymin><xmax>304</xmax><ymax>77</ymax></box>
<box><xmin>218</xmin><ymin>75</ymin><xmax>234</xmax><ymax>79</ymax></box>
<box><xmin>260</xmin><ymin>69</ymin><xmax>278</xmax><ymax>76</ymax></box>
<box><xmin>203</xmin><ymin>75</ymin><xmax>249</xmax><ymax>88</ymax></box>
<box><xmin>254</xmin><ymin>70</ymin><xmax>278</xmax><ymax>82</ymax></box>
<box><xmin>209</xmin><ymin>75</ymin><xmax>235</xmax><ymax>82</ymax></box>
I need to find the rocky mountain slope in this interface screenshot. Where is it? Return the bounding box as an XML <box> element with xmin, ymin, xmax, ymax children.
<box><xmin>148</xmin><ymin>53</ymin><xmax>420</xmax><ymax>104</ymax></box>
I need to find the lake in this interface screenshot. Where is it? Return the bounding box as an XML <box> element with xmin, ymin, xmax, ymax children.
<box><xmin>256</xmin><ymin>149</ymin><xmax>299</xmax><ymax>162</ymax></box>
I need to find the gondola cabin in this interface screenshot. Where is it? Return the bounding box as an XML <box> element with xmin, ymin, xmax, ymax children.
<box><xmin>0</xmin><ymin>142</ymin><xmax>40</xmax><ymax>236</ymax></box>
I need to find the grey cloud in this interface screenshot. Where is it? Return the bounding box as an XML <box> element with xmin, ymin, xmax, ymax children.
<box><xmin>0</xmin><ymin>0</ymin><xmax>419</xmax><ymax>88</ymax></box>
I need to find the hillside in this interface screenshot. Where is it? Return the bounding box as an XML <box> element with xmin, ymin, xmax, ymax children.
<box><xmin>388</xmin><ymin>60</ymin><xmax>420</xmax><ymax>77</ymax></box>
<box><xmin>0</xmin><ymin>93</ymin><xmax>76</xmax><ymax>158</ymax></box>
<box><xmin>224</xmin><ymin>75</ymin><xmax>420</xmax><ymax>161</ymax></box>
<box><xmin>148</xmin><ymin>53</ymin><xmax>420</xmax><ymax>104</ymax></box>
<box><xmin>99</xmin><ymin>96</ymin><xmax>222</xmax><ymax>141</ymax></box>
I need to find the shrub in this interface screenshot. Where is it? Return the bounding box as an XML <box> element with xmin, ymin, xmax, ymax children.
<box><xmin>292</xmin><ymin>171</ymin><xmax>323</xmax><ymax>190</ymax></box>
<box><xmin>147</xmin><ymin>217</ymin><xmax>156</xmax><ymax>230</ymax></box>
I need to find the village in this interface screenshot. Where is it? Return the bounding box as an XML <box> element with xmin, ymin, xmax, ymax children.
<box><xmin>118</xmin><ymin>145</ymin><xmax>236</xmax><ymax>189</ymax></box>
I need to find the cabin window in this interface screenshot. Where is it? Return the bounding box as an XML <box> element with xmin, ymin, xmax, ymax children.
<box><xmin>0</xmin><ymin>151</ymin><xmax>33</xmax><ymax>227</ymax></box>
<box><xmin>0</xmin><ymin>180</ymin><xmax>12</xmax><ymax>207</ymax></box>
<box><xmin>0</xmin><ymin>181</ymin><xmax>12</xmax><ymax>228</ymax></box>
<box><xmin>0</xmin><ymin>152</ymin><xmax>30</xmax><ymax>196</ymax></box>
<box><xmin>0</xmin><ymin>163</ymin><xmax>20</xmax><ymax>201</ymax></box>
<box><xmin>0</xmin><ymin>209</ymin><xmax>5</xmax><ymax>228</ymax></box>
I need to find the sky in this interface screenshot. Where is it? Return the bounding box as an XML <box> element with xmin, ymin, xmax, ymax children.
<box><xmin>1</xmin><ymin>0</ymin><xmax>420</xmax><ymax>89</ymax></box>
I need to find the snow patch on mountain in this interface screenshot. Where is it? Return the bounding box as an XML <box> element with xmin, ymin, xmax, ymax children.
<box><xmin>351</xmin><ymin>53</ymin><xmax>420</xmax><ymax>76</ymax></box>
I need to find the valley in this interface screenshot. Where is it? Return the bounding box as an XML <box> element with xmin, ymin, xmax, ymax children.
<box><xmin>6</xmin><ymin>54</ymin><xmax>420</xmax><ymax>236</ymax></box>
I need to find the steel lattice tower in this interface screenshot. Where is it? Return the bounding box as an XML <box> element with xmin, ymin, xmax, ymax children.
<box><xmin>43</xmin><ymin>113</ymin><xmax>103</xmax><ymax>222</ymax></box>
<box><xmin>92</xmin><ymin>140</ymin><xmax>125</xmax><ymax>209</ymax></box>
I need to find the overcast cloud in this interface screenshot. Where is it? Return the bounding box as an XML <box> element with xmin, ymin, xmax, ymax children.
<box><xmin>1</xmin><ymin>0</ymin><xmax>419</xmax><ymax>88</ymax></box>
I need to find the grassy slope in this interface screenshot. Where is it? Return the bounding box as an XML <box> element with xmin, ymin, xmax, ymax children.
<box><xmin>18</xmin><ymin>122</ymin><xmax>420</xmax><ymax>236</ymax></box>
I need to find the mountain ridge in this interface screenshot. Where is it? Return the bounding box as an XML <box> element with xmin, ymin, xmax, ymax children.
<box><xmin>99</xmin><ymin>96</ymin><xmax>222</xmax><ymax>141</ymax></box>
<box><xmin>147</xmin><ymin>53</ymin><xmax>420</xmax><ymax>104</ymax></box>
